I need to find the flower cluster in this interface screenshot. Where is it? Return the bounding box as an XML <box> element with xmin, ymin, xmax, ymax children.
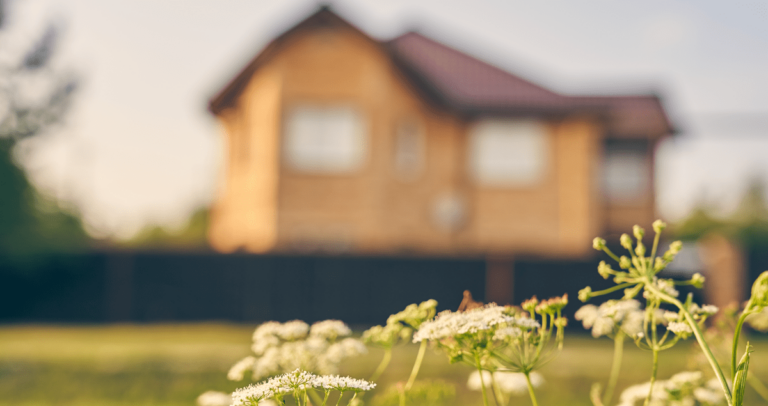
<box><xmin>412</xmin><ymin>303</ymin><xmax>519</xmax><ymax>343</ymax></box>
<box><xmin>229</xmin><ymin>319</ymin><xmax>366</xmax><ymax>382</ymax></box>
<box><xmin>617</xmin><ymin>371</ymin><xmax>724</xmax><ymax>406</ymax></box>
<box><xmin>575</xmin><ymin>299</ymin><xmax>645</xmax><ymax>338</ymax></box>
<box><xmin>232</xmin><ymin>369</ymin><xmax>375</xmax><ymax>406</ymax></box>
<box><xmin>363</xmin><ymin>299</ymin><xmax>437</xmax><ymax>349</ymax></box>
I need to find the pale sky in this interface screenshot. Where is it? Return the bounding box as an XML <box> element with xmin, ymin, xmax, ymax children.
<box><xmin>5</xmin><ymin>0</ymin><xmax>768</xmax><ymax>239</ymax></box>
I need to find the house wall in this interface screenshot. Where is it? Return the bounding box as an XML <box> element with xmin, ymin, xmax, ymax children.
<box><xmin>457</xmin><ymin>118</ymin><xmax>602</xmax><ymax>257</ymax></box>
<box><xmin>209</xmin><ymin>66</ymin><xmax>282</xmax><ymax>253</ymax></box>
<box><xmin>269</xmin><ymin>26</ymin><xmax>462</xmax><ymax>254</ymax></box>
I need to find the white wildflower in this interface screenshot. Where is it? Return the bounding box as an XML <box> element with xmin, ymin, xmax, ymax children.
<box><xmin>228</xmin><ymin>356</ymin><xmax>256</xmax><ymax>381</ymax></box>
<box><xmin>253</xmin><ymin>322</ymin><xmax>282</xmax><ymax>341</ymax></box>
<box><xmin>196</xmin><ymin>391</ymin><xmax>231</xmax><ymax>406</ymax></box>
<box><xmin>278</xmin><ymin>320</ymin><xmax>309</xmax><ymax>340</ymax></box>
<box><xmin>575</xmin><ymin>300</ymin><xmax>643</xmax><ymax>338</ymax></box>
<box><xmin>253</xmin><ymin>348</ymin><xmax>281</xmax><ymax>380</ymax></box>
<box><xmin>252</xmin><ymin>334</ymin><xmax>280</xmax><ymax>356</ymax></box>
<box><xmin>668</xmin><ymin>322</ymin><xmax>692</xmax><ymax>335</ymax></box>
<box><xmin>668</xmin><ymin>371</ymin><xmax>702</xmax><ymax>386</ymax></box>
<box><xmin>621</xmin><ymin>310</ymin><xmax>644</xmax><ymax>337</ymax></box>
<box><xmin>467</xmin><ymin>371</ymin><xmax>543</xmax><ymax>395</ymax></box>
<box><xmin>699</xmin><ymin>305</ymin><xmax>719</xmax><ymax>316</ymax></box>
<box><xmin>413</xmin><ymin>304</ymin><xmax>516</xmax><ymax>343</ymax></box>
<box><xmin>313</xmin><ymin>375</ymin><xmax>376</xmax><ymax>391</ymax></box>
<box><xmin>618</xmin><ymin>381</ymin><xmax>668</xmax><ymax>406</ymax></box>
<box><xmin>514</xmin><ymin>317</ymin><xmax>541</xmax><ymax>329</ymax></box>
<box><xmin>493</xmin><ymin>327</ymin><xmax>522</xmax><ymax>340</ymax></box>
<box><xmin>663</xmin><ymin>311</ymin><xmax>679</xmax><ymax>322</ymax></box>
<box><xmin>310</xmin><ymin>320</ymin><xmax>351</xmax><ymax>340</ymax></box>
<box><xmin>694</xmin><ymin>387</ymin><xmax>723</xmax><ymax>404</ymax></box>
<box><xmin>269</xmin><ymin>369</ymin><xmax>320</xmax><ymax>391</ymax></box>
<box><xmin>592</xmin><ymin>317</ymin><xmax>615</xmax><ymax>338</ymax></box>
<box><xmin>574</xmin><ymin>305</ymin><xmax>599</xmax><ymax>327</ymax></box>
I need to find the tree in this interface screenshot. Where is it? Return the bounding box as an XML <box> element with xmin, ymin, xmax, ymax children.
<box><xmin>0</xmin><ymin>0</ymin><xmax>89</xmax><ymax>257</ymax></box>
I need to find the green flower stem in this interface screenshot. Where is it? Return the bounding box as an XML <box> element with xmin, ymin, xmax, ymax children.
<box><xmin>732</xmin><ymin>309</ymin><xmax>751</xmax><ymax>380</ymax></box>
<box><xmin>308</xmin><ymin>389</ymin><xmax>324</xmax><ymax>406</ymax></box>
<box><xmin>475</xmin><ymin>355</ymin><xmax>490</xmax><ymax>406</ymax></box>
<box><xmin>322</xmin><ymin>389</ymin><xmax>331</xmax><ymax>406</ymax></box>
<box><xmin>524</xmin><ymin>372</ymin><xmax>539</xmax><ymax>406</ymax></box>
<box><xmin>370</xmin><ymin>348</ymin><xmax>393</xmax><ymax>382</ymax></box>
<box><xmin>646</xmin><ymin>284</ymin><xmax>733</xmax><ymax>406</ymax></box>
<box><xmin>405</xmin><ymin>340</ymin><xmax>427</xmax><ymax>391</ymax></box>
<box><xmin>336</xmin><ymin>392</ymin><xmax>345</xmax><ymax>406</ymax></box>
<box><xmin>491</xmin><ymin>374</ymin><xmax>506</xmax><ymax>406</ymax></box>
<box><xmin>347</xmin><ymin>393</ymin><xmax>358</xmax><ymax>406</ymax></box>
<box><xmin>643</xmin><ymin>349</ymin><xmax>659</xmax><ymax>406</ymax></box>
<box><xmin>603</xmin><ymin>330</ymin><xmax>625</xmax><ymax>405</ymax></box>
<box><xmin>592</xmin><ymin>282</ymin><xmax>635</xmax><ymax>297</ymax></box>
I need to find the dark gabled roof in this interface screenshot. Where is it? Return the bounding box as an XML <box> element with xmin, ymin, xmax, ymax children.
<box><xmin>387</xmin><ymin>32</ymin><xmax>572</xmax><ymax>113</ymax></box>
<box><xmin>209</xmin><ymin>6</ymin><xmax>674</xmax><ymax>136</ymax></box>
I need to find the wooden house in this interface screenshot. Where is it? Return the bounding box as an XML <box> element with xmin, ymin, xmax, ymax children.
<box><xmin>206</xmin><ymin>7</ymin><xmax>673</xmax><ymax>301</ymax></box>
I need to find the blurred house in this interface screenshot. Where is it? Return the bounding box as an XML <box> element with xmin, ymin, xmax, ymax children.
<box><xmin>207</xmin><ymin>7</ymin><xmax>673</xmax><ymax>302</ymax></box>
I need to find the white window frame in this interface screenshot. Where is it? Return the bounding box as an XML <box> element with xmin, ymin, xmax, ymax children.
<box><xmin>282</xmin><ymin>105</ymin><xmax>367</xmax><ymax>174</ymax></box>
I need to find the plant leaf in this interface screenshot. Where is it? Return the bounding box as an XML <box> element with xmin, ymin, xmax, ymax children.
<box><xmin>733</xmin><ymin>342</ymin><xmax>753</xmax><ymax>406</ymax></box>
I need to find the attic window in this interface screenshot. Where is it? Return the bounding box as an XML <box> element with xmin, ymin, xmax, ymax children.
<box><xmin>468</xmin><ymin>119</ymin><xmax>548</xmax><ymax>187</ymax></box>
<box><xmin>284</xmin><ymin>105</ymin><xmax>366</xmax><ymax>174</ymax></box>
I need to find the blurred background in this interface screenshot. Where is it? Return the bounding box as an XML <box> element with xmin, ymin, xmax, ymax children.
<box><xmin>1</xmin><ymin>0</ymin><xmax>767</xmax><ymax>405</ymax></box>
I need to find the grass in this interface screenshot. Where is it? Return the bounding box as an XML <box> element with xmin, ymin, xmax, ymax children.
<box><xmin>0</xmin><ymin>324</ymin><xmax>767</xmax><ymax>405</ymax></box>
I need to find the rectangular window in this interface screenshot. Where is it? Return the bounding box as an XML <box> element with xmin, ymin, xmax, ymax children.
<box><xmin>603</xmin><ymin>139</ymin><xmax>649</xmax><ymax>203</ymax></box>
<box><xmin>468</xmin><ymin>119</ymin><xmax>548</xmax><ymax>187</ymax></box>
<box><xmin>284</xmin><ymin>105</ymin><xmax>366</xmax><ymax>174</ymax></box>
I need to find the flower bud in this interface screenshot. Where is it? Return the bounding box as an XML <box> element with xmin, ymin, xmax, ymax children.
<box><xmin>749</xmin><ymin>271</ymin><xmax>768</xmax><ymax>310</ymax></box>
<box><xmin>652</xmin><ymin>219</ymin><xmax>667</xmax><ymax>234</ymax></box>
<box><xmin>669</xmin><ymin>241</ymin><xmax>682</xmax><ymax>255</ymax></box>
<box><xmin>635</xmin><ymin>242</ymin><xmax>646</xmax><ymax>257</ymax></box>
<box><xmin>662</xmin><ymin>241</ymin><xmax>683</xmax><ymax>262</ymax></box>
<box><xmin>578</xmin><ymin>286</ymin><xmax>592</xmax><ymax>302</ymax></box>
<box><xmin>620</xmin><ymin>234</ymin><xmax>633</xmax><ymax>250</ymax></box>
<box><xmin>522</xmin><ymin>296</ymin><xmax>539</xmax><ymax>313</ymax></box>
<box><xmin>619</xmin><ymin>256</ymin><xmax>631</xmax><ymax>269</ymax></box>
<box><xmin>690</xmin><ymin>273</ymin><xmax>705</xmax><ymax>289</ymax></box>
<box><xmin>633</xmin><ymin>225</ymin><xmax>645</xmax><ymax>240</ymax></box>
<box><xmin>597</xmin><ymin>261</ymin><xmax>613</xmax><ymax>279</ymax></box>
<box><xmin>653</xmin><ymin>257</ymin><xmax>665</xmax><ymax>271</ymax></box>
<box><xmin>593</xmin><ymin>237</ymin><xmax>606</xmax><ymax>251</ymax></box>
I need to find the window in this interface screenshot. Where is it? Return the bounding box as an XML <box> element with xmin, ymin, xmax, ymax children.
<box><xmin>602</xmin><ymin>139</ymin><xmax>649</xmax><ymax>202</ymax></box>
<box><xmin>283</xmin><ymin>105</ymin><xmax>366</xmax><ymax>173</ymax></box>
<box><xmin>393</xmin><ymin>119</ymin><xmax>425</xmax><ymax>181</ymax></box>
<box><xmin>468</xmin><ymin>119</ymin><xmax>548</xmax><ymax>186</ymax></box>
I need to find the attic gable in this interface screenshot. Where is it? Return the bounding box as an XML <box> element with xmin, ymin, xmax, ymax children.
<box><xmin>208</xmin><ymin>6</ymin><xmax>379</xmax><ymax>115</ymax></box>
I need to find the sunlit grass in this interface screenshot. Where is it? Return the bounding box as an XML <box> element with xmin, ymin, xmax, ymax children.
<box><xmin>0</xmin><ymin>324</ymin><xmax>766</xmax><ymax>405</ymax></box>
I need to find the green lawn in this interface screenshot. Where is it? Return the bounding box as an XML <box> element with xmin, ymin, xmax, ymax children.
<box><xmin>0</xmin><ymin>324</ymin><xmax>766</xmax><ymax>405</ymax></box>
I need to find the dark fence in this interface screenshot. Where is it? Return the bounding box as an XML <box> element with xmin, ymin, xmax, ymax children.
<box><xmin>0</xmin><ymin>251</ymin><xmax>626</xmax><ymax>324</ymax></box>
<box><xmin>3</xmin><ymin>248</ymin><xmax>766</xmax><ymax>327</ymax></box>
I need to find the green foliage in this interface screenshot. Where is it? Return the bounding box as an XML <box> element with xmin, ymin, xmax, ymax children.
<box><xmin>120</xmin><ymin>208</ymin><xmax>209</xmax><ymax>250</ymax></box>
<box><xmin>675</xmin><ymin>180</ymin><xmax>768</xmax><ymax>247</ymax></box>
<box><xmin>0</xmin><ymin>139</ymin><xmax>89</xmax><ymax>258</ymax></box>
